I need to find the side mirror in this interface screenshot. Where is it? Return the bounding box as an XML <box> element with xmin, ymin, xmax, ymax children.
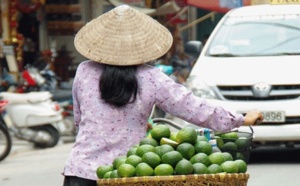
<box><xmin>184</xmin><ymin>41</ymin><xmax>203</xmax><ymax>58</ymax></box>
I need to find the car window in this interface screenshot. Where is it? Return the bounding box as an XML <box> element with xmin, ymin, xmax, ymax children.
<box><xmin>207</xmin><ymin>14</ymin><xmax>300</xmax><ymax>57</ymax></box>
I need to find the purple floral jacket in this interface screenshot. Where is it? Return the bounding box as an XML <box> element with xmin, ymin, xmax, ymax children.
<box><xmin>63</xmin><ymin>60</ymin><xmax>244</xmax><ymax>180</ymax></box>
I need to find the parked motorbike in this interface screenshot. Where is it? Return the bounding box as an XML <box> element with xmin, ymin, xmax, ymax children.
<box><xmin>32</xmin><ymin>65</ymin><xmax>76</xmax><ymax>137</ymax></box>
<box><xmin>0</xmin><ymin>91</ymin><xmax>64</xmax><ymax>148</ymax></box>
<box><xmin>0</xmin><ymin>64</ymin><xmax>76</xmax><ymax>139</ymax></box>
<box><xmin>0</xmin><ymin>100</ymin><xmax>11</xmax><ymax>161</ymax></box>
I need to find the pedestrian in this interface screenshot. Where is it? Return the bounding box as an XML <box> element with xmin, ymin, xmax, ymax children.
<box><xmin>62</xmin><ymin>5</ymin><xmax>263</xmax><ymax>185</ymax></box>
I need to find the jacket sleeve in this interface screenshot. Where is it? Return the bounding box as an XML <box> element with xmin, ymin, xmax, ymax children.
<box><xmin>152</xmin><ymin>68</ymin><xmax>244</xmax><ymax>132</ymax></box>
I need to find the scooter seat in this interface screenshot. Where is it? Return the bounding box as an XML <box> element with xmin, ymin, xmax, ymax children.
<box><xmin>0</xmin><ymin>91</ymin><xmax>53</xmax><ymax>104</ymax></box>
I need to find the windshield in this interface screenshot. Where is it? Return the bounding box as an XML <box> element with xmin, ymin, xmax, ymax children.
<box><xmin>207</xmin><ymin>14</ymin><xmax>300</xmax><ymax>57</ymax></box>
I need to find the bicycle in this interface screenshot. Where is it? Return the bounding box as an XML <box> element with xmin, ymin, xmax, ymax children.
<box><xmin>0</xmin><ymin>100</ymin><xmax>12</xmax><ymax>161</ymax></box>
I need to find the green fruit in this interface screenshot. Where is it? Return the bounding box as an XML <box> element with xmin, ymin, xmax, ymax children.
<box><xmin>113</xmin><ymin>155</ymin><xmax>127</xmax><ymax>169</ymax></box>
<box><xmin>117</xmin><ymin>163</ymin><xmax>136</xmax><ymax>178</ymax></box>
<box><xmin>222</xmin><ymin>152</ymin><xmax>234</xmax><ymax>161</ymax></box>
<box><xmin>136</xmin><ymin>144</ymin><xmax>156</xmax><ymax>157</ymax></box>
<box><xmin>192</xmin><ymin>163</ymin><xmax>208</xmax><ymax>174</ymax></box>
<box><xmin>160</xmin><ymin>137</ymin><xmax>179</xmax><ymax>148</ymax></box>
<box><xmin>151</xmin><ymin>124</ymin><xmax>171</xmax><ymax>141</ymax></box>
<box><xmin>142</xmin><ymin>152</ymin><xmax>161</xmax><ymax>169</ymax></box>
<box><xmin>154</xmin><ymin>164</ymin><xmax>174</xmax><ymax>176</ymax></box>
<box><xmin>235</xmin><ymin>152</ymin><xmax>247</xmax><ymax>162</ymax></box>
<box><xmin>176</xmin><ymin>127</ymin><xmax>197</xmax><ymax>144</ymax></box>
<box><xmin>207</xmin><ymin>164</ymin><xmax>223</xmax><ymax>174</ymax></box>
<box><xmin>194</xmin><ymin>141</ymin><xmax>213</xmax><ymax>155</ymax></box>
<box><xmin>234</xmin><ymin>159</ymin><xmax>248</xmax><ymax>173</ymax></box>
<box><xmin>155</xmin><ymin>144</ymin><xmax>174</xmax><ymax>158</ymax></box>
<box><xmin>208</xmin><ymin>152</ymin><xmax>226</xmax><ymax>165</ymax></box>
<box><xmin>222</xmin><ymin>132</ymin><xmax>239</xmax><ymax>139</ymax></box>
<box><xmin>161</xmin><ymin>151</ymin><xmax>183</xmax><ymax>168</ymax></box>
<box><xmin>222</xmin><ymin>142</ymin><xmax>238</xmax><ymax>158</ymax></box>
<box><xmin>139</xmin><ymin>137</ymin><xmax>159</xmax><ymax>147</ymax></box>
<box><xmin>103</xmin><ymin>171</ymin><xmax>112</xmax><ymax>179</ymax></box>
<box><xmin>170</xmin><ymin>132</ymin><xmax>178</xmax><ymax>141</ymax></box>
<box><xmin>220</xmin><ymin>132</ymin><xmax>238</xmax><ymax>140</ymax></box>
<box><xmin>96</xmin><ymin>165</ymin><xmax>114</xmax><ymax>179</ymax></box>
<box><xmin>190</xmin><ymin>153</ymin><xmax>211</xmax><ymax>167</ymax></box>
<box><xmin>127</xmin><ymin>147</ymin><xmax>137</xmax><ymax>157</ymax></box>
<box><xmin>135</xmin><ymin>163</ymin><xmax>154</xmax><ymax>176</ymax></box>
<box><xmin>175</xmin><ymin>159</ymin><xmax>194</xmax><ymax>175</ymax></box>
<box><xmin>214</xmin><ymin>136</ymin><xmax>224</xmax><ymax>148</ymax></box>
<box><xmin>110</xmin><ymin>170</ymin><xmax>120</xmax><ymax>178</ymax></box>
<box><xmin>222</xmin><ymin>142</ymin><xmax>238</xmax><ymax>151</ymax></box>
<box><xmin>115</xmin><ymin>159</ymin><xmax>126</xmax><ymax>169</ymax></box>
<box><xmin>235</xmin><ymin>137</ymin><xmax>251</xmax><ymax>150</ymax></box>
<box><xmin>221</xmin><ymin>161</ymin><xmax>239</xmax><ymax>173</ymax></box>
<box><xmin>176</xmin><ymin>143</ymin><xmax>195</xmax><ymax>160</ymax></box>
<box><xmin>125</xmin><ymin>155</ymin><xmax>142</xmax><ymax>167</ymax></box>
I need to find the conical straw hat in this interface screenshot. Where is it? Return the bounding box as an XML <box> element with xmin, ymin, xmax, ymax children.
<box><xmin>74</xmin><ymin>5</ymin><xmax>173</xmax><ymax>66</ymax></box>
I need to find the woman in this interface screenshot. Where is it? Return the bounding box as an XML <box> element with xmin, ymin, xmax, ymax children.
<box><xmin>62</xmin><ymin>5</ymin><xmax>263</xmax><ymax>185</ymax></box>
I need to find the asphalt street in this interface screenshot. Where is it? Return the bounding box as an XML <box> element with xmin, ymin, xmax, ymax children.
<box><xmin>0</xmin><ymin>139</ymin><xmax>73</xmax><ymax>186</ymax></box>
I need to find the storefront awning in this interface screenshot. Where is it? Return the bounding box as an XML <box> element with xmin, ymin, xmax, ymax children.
<box><xmin>150</xmin><ymin>1</ymin><xmax>181</xmax><ymax>16</ymax></box>
<box><xmin>187</xmin><ymin>0</ymin><xmax>252</xmax><ymax>13</ymax></box>
<box><xmin>108</xmin><ymin>0</ymin><xmax>181</xmax><ymax>15</ymax></box>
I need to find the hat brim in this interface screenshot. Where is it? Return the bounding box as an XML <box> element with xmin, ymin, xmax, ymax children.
<box><xmin>74</xmin><ymin>5</ymin><xmax>173</xmax><ymax>66</ymax></box>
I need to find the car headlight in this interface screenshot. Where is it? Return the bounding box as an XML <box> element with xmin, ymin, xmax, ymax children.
<box><xmin>186</xmin><ymin>75</ymin><xmax>217</xmax><ymax>99</ymax></box>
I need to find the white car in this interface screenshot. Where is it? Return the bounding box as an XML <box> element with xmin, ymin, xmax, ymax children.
<box><xmin>167</xmin><ymin>3</ymin><xmax>300</xmax><ymax>147</ymax></box>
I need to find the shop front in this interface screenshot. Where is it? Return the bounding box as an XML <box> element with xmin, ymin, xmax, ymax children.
<box><xmin>0</xmin><ymin>0</ymin><xmax>86</xmax><ymax>85</ymax></box>
<box><xmin>0</xmin><ymin>0</ymin><xmax>192</xmax><ymax>86</ymax></box>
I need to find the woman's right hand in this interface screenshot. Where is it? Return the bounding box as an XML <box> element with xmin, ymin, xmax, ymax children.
<box><xmin>243</xmin><ymin>109</ymin><xmax>264</xmax><ymax>126</ymax></box>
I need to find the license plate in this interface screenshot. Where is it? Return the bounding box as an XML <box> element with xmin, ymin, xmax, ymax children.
<box><xmin>261</xmin><ymin>111</ymin><xmax>285</xmax><ymax>123</ymax></box>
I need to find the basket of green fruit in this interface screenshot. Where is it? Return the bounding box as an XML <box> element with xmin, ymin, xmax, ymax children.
<box><xmin>97</xmin><ymin>119</ymin><xmax>250</xmax><ymax>186</ymax></box>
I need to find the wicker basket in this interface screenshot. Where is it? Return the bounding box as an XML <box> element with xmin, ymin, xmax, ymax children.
<box><xmin>97</xmin><ymin>173</ymin><xmax>249</xmax><ymax>186</ymax></box>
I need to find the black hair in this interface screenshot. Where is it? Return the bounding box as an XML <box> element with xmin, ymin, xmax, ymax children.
<box><xmin>100</xmin><ymin>65</ymin><xmax>138</xmax><ymax>107</ymax></box>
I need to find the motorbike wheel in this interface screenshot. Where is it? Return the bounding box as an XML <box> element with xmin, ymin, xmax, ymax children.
<box><xmin>0</xmin><ymin>123</ymin><xmax>12</xmax><ymax>161</ymax></box>
<box><xmin>30</xmin><ymin>124</ymin><xmax>60</xmax><ymax>148</ymax></box>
